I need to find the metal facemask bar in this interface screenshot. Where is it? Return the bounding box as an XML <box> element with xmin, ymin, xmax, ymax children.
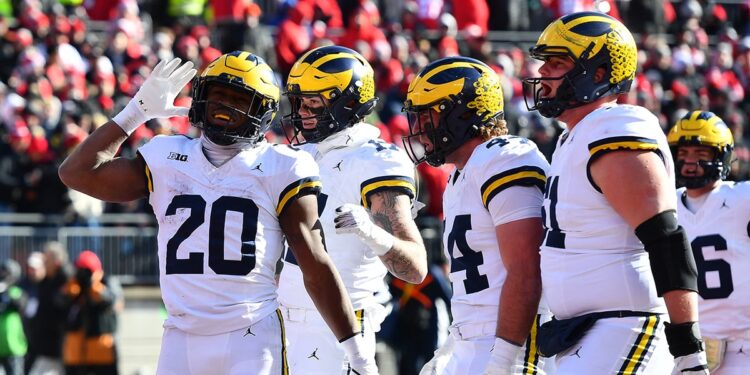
<box><xmin>282</xmin><ymin>93</ymin><xmax>338</xmax><ymax>145</ymax></box>
<box><xmin>522</xmin><ymin>44</ymin><xmax>594</xmax><ymax>118</ymax></box>
<box><xmin>192</xmin><ymin>84</ymin><xmax>276</xmax><ymax>145</ymax></box>
<box><xmin>402</xmin><ymin>104</ymin><xmax>447</xmax><ymax>167</ymax></box>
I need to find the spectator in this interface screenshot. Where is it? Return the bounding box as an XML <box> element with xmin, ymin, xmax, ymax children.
<box><xmin>0</xmin><ymin>259</ymin><xmax>26</xmax><ymax>375</ymax></box>
<box><xmin>62</xmin><ymin>251</ymin><xmax>120</xmax><ymax>375</ymax></box>
<box><xmin>275</xmin><ymin>2</ymin><xmax>313</xmax><ymax>78</ymax></box>
<box><xmin>17</xmin><ymin>252</ymin><xmax>44</xmax><ymax>373</ymax></box>
<box><xmin>28</xmin><ymin>241</ymin><xmax>71</xmax><ymax>375</ymax></box>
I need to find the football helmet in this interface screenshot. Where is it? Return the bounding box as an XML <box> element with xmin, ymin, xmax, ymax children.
<box><xmin>668</xmin><ymin>111</ymin><xmax>734</xmax><ymax>188</ymax></box>
<box><xmin>402</xmin><ymin>56</ymin><xmax>504</xmax><ymax>167</ymax></box>
<box><xmin>283</xmin><ymin>45</ymin><xmax>377</xmax><ymax>144</ymax></box>
<box><xmin>189</xmin><ymin>51</ymin><xmax>280</xmax><ymax>145</ymax></box>
<box><xmin>523</xmin><ymin>11</ymin><xmax>637</xmax><ymax>118</ymax></box>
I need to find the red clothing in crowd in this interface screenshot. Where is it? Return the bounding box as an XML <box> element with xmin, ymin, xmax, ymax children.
<box><xmin>338</xmin><ymin>13</ymin><xmax>388</xmax><ymax>53</ymax></box>
<box><xmin>452</xmin><ymin>0</ymin><xmax>488</xmax><ymax>35</ymax></box>
<box><xmin>275</xmin><ymin>2</ymin><xmax>313</xmax><ymax>75</ymax></box>
<box><xmin>301</xmin><ymin>0</ymin><xmax>343</xmax><ymax>28</ymax></box>
<box><xmin>211</xmin><ymin>0</ymin><xmax>247</xmax><ymax>22</ymax></box>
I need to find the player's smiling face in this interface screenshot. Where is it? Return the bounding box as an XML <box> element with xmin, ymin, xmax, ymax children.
<box><xmin>296</xmin><ymin>96</ymin><xmax>327</xmax><ymax>130</ymax></box>
<box><xmin>677</xmin><ymin>145</ymin><xmax>715</xmax><ymax>178</ymax></box>
<box><xmin>205</xmin><ymin>84</ymin><xmax>255</xmax><ymax>129</ymax></box>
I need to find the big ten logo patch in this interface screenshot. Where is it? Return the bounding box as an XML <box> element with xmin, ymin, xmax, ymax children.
<box><xmin>168</xmin><ymin>152</ymin><xmax>188</xmax><ymax>161</ymax></box>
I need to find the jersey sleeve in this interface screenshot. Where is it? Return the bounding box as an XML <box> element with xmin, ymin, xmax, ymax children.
<box><xmin>137</xmin><ymin>135</ymin><xmax>182</xmax><ymax>194</ymax></box>
<box><xmin>476</xmin><ymin>138</ymin><xmax>549</xmax><ymax>225</ymax></box>
<box><xmin>585</xmin><ymin>106</ymin><xmax>662</xmax><ymax>162</ymax></box>
<box><xmin>270</xmin><ymin>146</ymin><xmax>323</xmax><ymax>216</ymax></box>
<box><xmin>583</xmin><ymin>106</ymin><xmax>666</xmax><ymax>192</ymax></box>
<box><xmin>357</xmin><ymin>144</ymin><xmax>417</xmax><ymax>209</ymax></box>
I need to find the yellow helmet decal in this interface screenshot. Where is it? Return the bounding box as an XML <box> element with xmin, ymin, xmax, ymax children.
<box><xmin>668</xmin><ymin>111</ymin><xmax>734</xmax><ymax>149</ymax></box>
<box><xmin>605</xmin><ymin>26</ymin><xmax>637</xmax><ymax>84</ymax></box>
<box><xmin>467</xmin><ymin>70</ymin><xmax>504</xmax><ymax>122</ymax></box>
<box><xmin>202</xmin><ymin>51</ymin><xmax>280</xmax><ymax>100</ymax></box>
<box><xmin>358</xmin><ymin>71</ymin><xmax>375</xmax><ymax>103</ymax></box>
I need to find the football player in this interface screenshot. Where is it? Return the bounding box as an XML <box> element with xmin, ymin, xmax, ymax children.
<box><xmin>403</xmin><ymin>56</ymin><xmax>552</xmax><ymax>375</ymax></box>
<box><xmin>277</xmin><ymin>45</ymin><xmax>427</xmax><ymax>374</ymax></box>
<box><xmin>668</xmin><ymin>111</ymin><xmax>750</xmax><ymax>374</ymax></box>
<box><xmin>523</xmin><ymin>11</ymin><xmax>708</xmax><ymax>374</ymax></box>
<box><xmin>58</xmin><ymin>52</ymin><xmax>376</xmax><ymax>374</ymax></box>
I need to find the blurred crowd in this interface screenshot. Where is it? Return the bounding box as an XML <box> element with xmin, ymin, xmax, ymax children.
<box><xmin>3</xmin><ymin>1</ymin><xmax>750</xmax><ymax>374</ymax></box>
<box><xmin>2</xmin><ymin>242</ymin><xmax>123</xmax><ymax>375</ymax></box>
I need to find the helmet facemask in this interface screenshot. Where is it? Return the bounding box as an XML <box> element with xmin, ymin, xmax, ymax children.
<box><xmin>668</xmin><ymin>111</ymin><xmax>735</xmax><ymax>189</ymax></box>
<box><xmin>524</xmin><ymin>44</ymin><xmax>630</xmax><ymax>118</ymax></box>
<box><xmin>403</xmin><ymin>95</ymin><xmax>494</xmax><ymax>167</ymax></box>
<box><xmin>283</xmin><ymin>46</ymin><xmax>378</xmax><ymax>145</ymax></box>
<box><xmin>283</xmin><ymin>90</ymin><xmax>340</xmax><ymax>145</ymax></box>
<box><xmin>190</xmin><ymin>82</ymin><xmax>278</xmax><ymax>145</ymax></box>
<box><xmin>522</xmin><ymin>12</ymin><xmax>637</xmax><ymax>118</ymax></box>
<box><xmin>672</xmin><ymin>144</ymin><xmax>733</xmax><ymax>189</ymax></box>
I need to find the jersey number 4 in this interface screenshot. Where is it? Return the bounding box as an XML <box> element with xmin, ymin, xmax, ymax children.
<box><xmin>691</xmin><ymin>234</ymin><xmax>734</xmax><ymax>300</ymax></box>
<box><xmin>448</xmin><ymin>215</ymin><xmax>489</xmax><ymax>294</ymax></box>
<box><xmin>165</xmin><ymin>195</ymin><xmax>258</xmax><ymax>276</ymax></box>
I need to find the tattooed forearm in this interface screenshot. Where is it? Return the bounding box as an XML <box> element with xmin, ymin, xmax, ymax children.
<box><xmin>382</xmin><ymin>249</ymin><xmax>424</xmax><ymax>283</ymax></box>
<box><xmin>368</xmin><ymin>190</ymin><xmax>427</xmax><ymax>283</ymax></box>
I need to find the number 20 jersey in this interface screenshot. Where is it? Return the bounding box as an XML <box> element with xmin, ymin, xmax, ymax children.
<box><xmin>540</xmin><ymin>105</ymin><xmax>671</xmax><ymax>319</ymax></box>
<box><xmin>139</xmin><ymin>135</ymin><xmax>321</xmax><ymax>335</ymax></box>
<box><xmin>443</xmin><ymin>136</ymin><xmax>549</xmax><ymax>327</ymax></box>
<box><xmin>677</xmin><ymin>181</ymin><xmax>750</xmax><ymax>340</ymax></box>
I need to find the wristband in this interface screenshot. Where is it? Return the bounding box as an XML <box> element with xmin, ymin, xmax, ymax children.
<box><xmin>113</xmin><ymin>99</ymin><xmax>149</xmax><ymax>136</ymax></box>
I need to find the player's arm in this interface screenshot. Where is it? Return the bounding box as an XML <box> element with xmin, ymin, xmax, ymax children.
<box><xmin>280</xmin><ymin>195</ymin><xmax>378</xmax><ymax>374</ymax></box>
<box><xmin>484</xmin><ymin>184</ymin><xmax>545</xmax><ymax>375</ymax></box>
<box><xmin>495</xmin><ymin>217</ymin><xmax>543</xmax><ymax>345</ymax></box>
<box><xmin>59</xmin><ymin>57</ymin><xmax>196</xmax><ymax>202</ymax></box>
<box><xmin>59</xmin><ymin>122</ymin><xmax>147</xmax><ymax>202</ymax></box>
<box><xmin>280</xmin><ymin>194</ymin><xmax>359</xmax><ymax>338</ymax></box>
<box><xmin>590</xmin><ymin>150</ymin><xmax>697</xmax><ymax>322</ymax></box>
<box><xmin>591</xmin><ymin>149</ymin><xmax>707</xmax><ymax>372</ymax></box>
<box><xmin>367</xmin><ymin>190</ymin><xmax>427</xmax><ymax>284</ymax></box>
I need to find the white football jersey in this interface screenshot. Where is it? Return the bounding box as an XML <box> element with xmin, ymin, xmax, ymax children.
<box><xmin>278</xmin><ymin>124</ymin><xmax>416</xmax><ymax>311</ymax></box>
<box><xmin>139</xmin><ymin>135</ymin><xmax>321</xmax><ymax>335</ymax></box>
<box><xmin>442</xmin><ymin>135</ymin><xmax>549</xmax><ymax>328</ymax></box>
<box><xmin>677</xmin><ymin>181</ymin><xmax>750</xmax><ymax>340</ymax></box>
<box><xmin>540</xmin><ymin>105</ymin><xmax>671</xmax><ymax>319</ymax></box>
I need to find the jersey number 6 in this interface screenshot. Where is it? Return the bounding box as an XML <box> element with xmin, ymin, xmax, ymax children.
<box><xmin>165</xmin><ymin>194</ymin><xmax>258</xmax><ymax>276</ymax></box>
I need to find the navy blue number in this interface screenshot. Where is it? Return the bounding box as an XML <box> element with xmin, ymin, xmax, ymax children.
<box><xmin>486</xmin><ymin>138</ymin><xmax>509</xmax><ymax>149</ymax></box>
<box><xmin>448</xmin><ymin>215</ymin><xmax>489</xmax><ymax>294</ymax></box>
<box><xmin>541</xmin><ymin>176</ymin><xmax>565</xmax><ymax>248</ymax></box>
<box><xmin>165</xmin><ymin>195</ymin><xmax>259</xmax><ymax>275</ymax></box>
<box><xmin>368</xmin><ymin>139</ymin><xmax>399</xmax><ymax>152</ymax></box>
<box><xmin>209</xmin><ymin>196</ymin><xmax>258</xmax><ymax>275</ymax></box>
<box><xmin>691</xmin><ymin>234</ymin><xmax>733</xmax><ymax>299</ymax></box>
<box><xmin>166</xmin><ymin>195</ymin><xmax>206</xmax><ymax>274</ymax></box>
<box><xmin>284</xmin><ymin>193</ymin><xmax>328</xmax><ymax>265</ymax></box>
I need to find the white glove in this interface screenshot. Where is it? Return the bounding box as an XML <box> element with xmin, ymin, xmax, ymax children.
<box><xmin>113</xmin><ymin>57</ymin><xmax>196</xmax><ymax>135</ymax></box>
<box><xmin>671</xmin><ymin>351</ymin><xmax>709</xmax><ymax>375</ymax></box>
<box><xmin>340</xmin><ymin>334</ymin><xmax>379</xmax><ymax>375</ymax></box>
<box><xmin>483</xmin><ymin>337</ymin><xmax>523</xmax><ymax>375</ymax></box>
<box><xmin>334</xmin><ymin>204</ymin><xmax>394</xmax><ymax>256</ymax></box>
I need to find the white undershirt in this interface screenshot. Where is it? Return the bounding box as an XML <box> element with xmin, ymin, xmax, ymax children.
<box><xmin>683</xmin><ymin>192</ymin><xmax>709</xmax><ymax>214</ymax></box>
<box><xmin>200</xmin><ymin>134</ymin><xmax>255</xmax><ymax>167</ymax></box>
